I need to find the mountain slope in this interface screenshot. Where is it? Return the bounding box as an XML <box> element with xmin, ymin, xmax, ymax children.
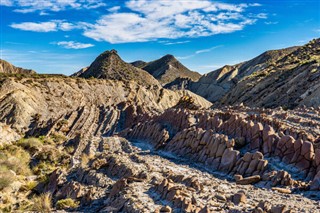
<box><xmin>219</xmin><ymin>39</ymin><xmax>320</xmax><ymax>108</ymax></box>
<box><xmin>139</xmin><ymin>54</ymin><xmax>201</xmax><ymax>85</ymax></box>
<box><xmin>74</xmin><ymin>50</ymin><xmax>160</xmax><ymax>87</ymax></box>
<box><xmin>0</xmin><ymin>59</ymin><xmax>36</xmax><ymax>74</ymax></box>
<box><xmin>130</xmin><ymin>60</ymin><xmax>147</xmax><ymax>68</ymax></box>
<box><xmin>188</xmin><ymin>39</ymin><xmax>320</xmax><ymax>108</ymax></box>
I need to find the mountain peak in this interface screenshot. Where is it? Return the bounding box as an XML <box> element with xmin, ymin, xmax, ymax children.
<box><xmin>162</xmin><ymin>54</ymin><xmax>175</xmax><ymax>60</ymax></box>
<box><xmin>74</xmin><ymin>50</ymin><xmax>159</xmax><ymax>87</ymax></box>
<box><xmin>140</xmin><ymin>54</ymin><xmax>201</xmax><ymax>85</ymax></box>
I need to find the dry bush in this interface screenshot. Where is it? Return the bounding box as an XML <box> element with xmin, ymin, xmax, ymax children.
<box><xmin>32</xmin><ymin>193</ymin><xmax>52</xmax><ymax>213</ymax></box>
<box><xmin>0</xmin><ymin>166</ymin><xmax>12</xmax><ymax>190</ymax></box>
<box><xmin>0</xmin><ymin>145</ymin><xmax>31</xmax><ymax>176</ymax></box>
<box><xmin>18</xmin><ymin>137</ymin><xmax>43</xmax><ymax>154</ymax></box>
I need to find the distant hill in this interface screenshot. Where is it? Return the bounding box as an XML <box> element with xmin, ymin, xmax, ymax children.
<box><xmin>133</xmin><ymin>54</ymin><xmax>201</xmax><ymax>85</ymax></box>
<box><xmin>73</xmin><ymin>49</ymin><xmax>160</xmax><ymax>87</ymax></box>
<box><xmin>187</xmin><ymin>38</ymin><xmax>320</xmax><ymax>108</ymax></box>
<box><xmin>0</xmin><ymin>59</ymin><xmax>36</xmax><ymax>74</ymax></box>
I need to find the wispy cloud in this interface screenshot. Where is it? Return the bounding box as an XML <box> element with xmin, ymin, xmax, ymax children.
<box><xmin>108</xmin><ymin>6</ymin><xmax>121</xmax><ymax>12</ymax></box>
<box><xmin>265</xmin><ymin>21</ymin><xmax>278</xmax><ymax>25</ymax></box>
<box><xmin>195</xmin><ymin>45</ymin><xmax>223</xmax><ymax>54</ymax></box>
<box><xmin>10</xmin><ymin>20</ymin><xmax>78</xmax><ymax>32</ymax></box>
<box><xmin>163</xmin><ymin>41</ymin><xmax>190</xmax><ymax>45</ymax></box>
<box><xmin>2</xmin><ymin>0</ymin><xmax>106</xmax><ymax>13</ymax></box>
<box><xmin>54</xmin><ymin>41</ymin><xmax>94</xmax><ymax>49</ymax></box>
<box><xmin>256</xmin><ymin>13</ymin><xmax>268</xmax><ymax>19</ymax></box>
<box><xmin>177</xmin><ymin>45</ymin><xmax>223</xmax><ymax>60</ymax></box>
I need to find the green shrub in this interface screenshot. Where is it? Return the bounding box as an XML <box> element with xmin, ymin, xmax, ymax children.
<box><xmin>32</xmin><ymin>161</ymin><xmax>56</xmax><ymax>176</ymax></box>
<box><xmin>56</xmin><ymin>198</ymin><xmax>79</xmax><ymax>210</ymax></box>
<box><xmin>50</xmin><ymin>133</ymin><xmax>67</xmax><ymax>144</ymax></box>
<box><xmin>18</xmin><ymin>137</ymin><xmax>43</xmax><ymax>154</ymax></box>
<box><xmin>34</xmin><ymin>145</ymin><xmax>62</xmax><ymax>163</ymax></box>
<box><xmin>20</xmin><ymin>181</ymin><xmax>38</xmax><ymax>191</ymax></box>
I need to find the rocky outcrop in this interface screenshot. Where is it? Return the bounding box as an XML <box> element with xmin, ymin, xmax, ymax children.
<box><xmin>121</xmin><ymin>106</ymin><xmax>320</xmax><ymax>190</ymax></box>
<box><xmin>0</xmin><ymin>76</ymin><xmax>210</xmax><ymax>145</ymax></box>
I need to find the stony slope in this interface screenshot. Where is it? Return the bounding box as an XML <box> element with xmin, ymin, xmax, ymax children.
<box><xmin>0</xmin><ymin>75</ymin><xmax>211</xmax><ymax>145</ymax></box>
<box><xmin>136</xmin><ymin>54</ymin><xmax>201</xmax><ymax>85</ymax></box>
<box><xmin>183</xmin><ymin>39</ymin><xmax>320</xmax><ymax>109</ymax></box>
<box><xmin>73</xmin><ymin>50</ymin><xmax>160</xmax><ymax>87</ymax></box>
<box><xmin>0</xmin><ymin>59</ymin><xmax>36</xmax><ymax>74</ymax></box>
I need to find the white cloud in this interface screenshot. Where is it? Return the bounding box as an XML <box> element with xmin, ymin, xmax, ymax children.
<box><xmin>5</xmin><ymin>0</ymin><xmax>106</xmax><ymax>13</ymax></box>
<box><xmin>83</xmin><ymin>0</ymin><xmax>263</xmax><ymax>44</ymax></box>
<box><xmin>10</xmin><ymin>20</ymin><xmax>77</xmax><ymax>32</ymax></box>
<box><xmin>0</xmin><ymin>0</ymin><xmax>13</xmax><ymax>6</ymax></box>
<box><xmin>10</xmin><ymin>22</ymin><xmax>58</xmax><ymax>32</ymax></box>
<box><xmin>8</xmin><ymin>0</ymin><xmax>266</xmax><ymax>44</ymax></box>
<box><xmin>55</xmin><ymin>41</ymin><xmax>94</xmax><ymax>49</ymax></box>
<box><xmin>108</xmin><ymin>6</ymin><xmax>121</xmax><ymax>12</ymax></box>
<box><xmin>177</xmin><ymin>45</ymin><xmax>223</xmax><ymax>60</ymax></box>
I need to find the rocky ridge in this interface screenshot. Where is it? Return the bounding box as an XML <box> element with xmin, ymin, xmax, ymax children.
<box><xmin>0</xmin><ymin>59</ymin><xmax>36</xmax><ymax>74</ymax></box>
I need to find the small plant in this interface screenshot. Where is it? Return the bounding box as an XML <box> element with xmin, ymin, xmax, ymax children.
<box><xmin>0</xmin><ymin>145</ymin><xmax>31</xmax><ymax>176</ymax></box>
<box><xmin>32</xmin><ymin>193</ymin><xmax>52</xmax><ymax>213</ymax></box>
<box><xmin>50</xmin><ymin>133</ymin><xmax>67</xmax><ymax>144</ymax></box>
<box><xmin>56</xmin><ymin>198</ymin><xmax>79</xmax><ymax>210</ymax></box>
<box><xmin>20</xmin><ymin>180</ymin><xmax>38</xmax><ymax>191</ymax></box>
<box><xmin>65</xmin><ymin>145</ymin><xmax>75</xmax><ymax>154</ymax></box>
<box><xmin>18</xmin><ymin>137</ymin><xmax>43</xmax><ymax>154</ymax></box>
<box><xmin>0</xmin><ymin>168</ymin><xmax>12</xmax><ymax>190</ymax></box>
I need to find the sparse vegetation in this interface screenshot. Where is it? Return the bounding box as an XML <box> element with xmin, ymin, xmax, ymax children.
<box><xmin>0</xmin><ymin>134</ymin><xmax>72</xmax><ymax>212</ymax></box>
<box><xmin>0</xmin><ymin>167</ymin><xmax>12</xmax><ymax>190</ymax></box>
<box><xmin>18</xmin><ymin>137</ymin><xmax>43</xmax><ymax>154</ymax></box>
<box><xmin>0</xmin><ymin>145</ymin><xmax>31</xmax><ymax>176</ymax></box>
<box><xmin>56</xmin><ymin>198</ymin><xmax>79</xmax><ymax>210</ymax></box>
<box><xmin>32</xmin><ymin>193</ymin><xmax>52</xmax><ymax>213</ymax></box>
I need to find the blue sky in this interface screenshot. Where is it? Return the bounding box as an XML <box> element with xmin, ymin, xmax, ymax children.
<box><xmin>1</xmin><ymin>0</ymin><xmax>319</xmax><ymax>75</ymax></box>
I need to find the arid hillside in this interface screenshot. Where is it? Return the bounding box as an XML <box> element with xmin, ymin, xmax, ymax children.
<box><xmin>170</xmin><ymin>39</ymin><xmax>320</xmax><ymax>109</ymax></box>
<box><xmin>0</xmin><ymin>41</ymin><xmax>320</xmax><ymax>212</ymax></box>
